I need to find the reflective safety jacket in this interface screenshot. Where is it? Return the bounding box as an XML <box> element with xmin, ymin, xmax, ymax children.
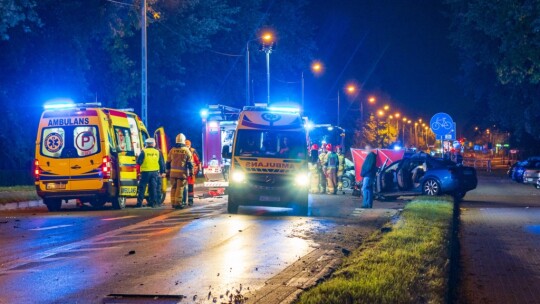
<box><xmin>326</xmin><ymin>152</ymin><xmax>339</xmax><ymax>169</ymax></box>
<box><xmin>337</xmin><ymin>153</ymin><xmax>345</xmax><ymax>171</ymax></box>
<box><xmin>137</xmin><ymin>147</ymin><xmax>165</xmax><ymax>173</ymax></box>
<box><xmin>167</xmin><ymin>144</ymin><xmax>193</xmax><ymax>179</ymax></box>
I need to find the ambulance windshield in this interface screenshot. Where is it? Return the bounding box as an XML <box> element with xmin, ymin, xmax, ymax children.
<box><xmin>235</xmin><ymin>130</ymin><xmax>306</xmax><ymax>159</ymax></box>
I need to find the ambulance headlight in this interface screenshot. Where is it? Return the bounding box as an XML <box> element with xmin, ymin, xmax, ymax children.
<box><xmin>232</xmin><ymin>171</ymin><xmax>246</xmax><ymax>183</ymax></box>
<box><xmin>295</xmin><ymin>172</ymin><xmax>309</xmax><ymax>186</ymax></box>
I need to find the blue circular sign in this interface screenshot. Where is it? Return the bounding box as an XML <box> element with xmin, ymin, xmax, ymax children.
<box><xmin>430</xmin><ymin>113</ymin><xmax>454</xmax><ymax>136</ymax></box>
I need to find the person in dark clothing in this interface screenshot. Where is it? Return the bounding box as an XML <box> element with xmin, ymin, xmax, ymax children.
<box><xmin>360</xmin><ymin>145</ymin><xmax>377</xmax><ymax>208</ymax></box>
<box><xmin>136</xmin><ymin>138</ymin><xmax>166</xmax><ymax>208</ymax></box>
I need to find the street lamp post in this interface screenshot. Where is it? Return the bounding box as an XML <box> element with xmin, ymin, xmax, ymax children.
<box><xmin>141</xmin><ymin>0</ymin><xmax>148</xmax><ymax>125</ymax></box>
<box><xmin>245</xmin><ymin>41</ymin><xmax>250</xmax><ymax>106</ymax></box>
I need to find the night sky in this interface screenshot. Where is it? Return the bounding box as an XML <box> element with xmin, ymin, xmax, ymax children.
<box><xmin>304</xmin><ymin>0</ymin><xmax>470</xmax><ymax>132</ymax></box>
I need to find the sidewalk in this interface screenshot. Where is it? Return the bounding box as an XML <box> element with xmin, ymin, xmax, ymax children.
<box><xmin>458</xmin><ymin>177</ymin><xmax>540</xmax><ymax>303</ymax></box>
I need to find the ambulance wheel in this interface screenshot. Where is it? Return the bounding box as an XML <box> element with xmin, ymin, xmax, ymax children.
<box><xmin>44</xmin><ymin>198</ymin><xmax>62</xmax><ymax>212</ymax></box>
<box><xmin>160</xmin><ymin>191</ymin><xmax>167</xmax><ymax>204</ymax></box>
<box><xmin>112</xmin><ymin>196</ymin><xmax>126</xmax><ymax>210</ymax></box>
<box><xmin>227</xmin><ymin>197</ymin><xmax>239</xmax><ymax>214</ymax></box>
<box><xmin>90</xmin><ymin>199</ymin><xmax>106</xmax><ymax>209</ymax></box>
<box><xmin>293</xmin><ymin>197</ymin><xmax>309</xmax><ymax>216</ymax></box>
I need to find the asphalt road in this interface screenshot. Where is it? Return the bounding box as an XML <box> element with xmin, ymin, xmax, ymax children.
<box><xmin>0</xmin><ymin>190</ymin><xmax>398</xmax><ymax>304</ymax></box>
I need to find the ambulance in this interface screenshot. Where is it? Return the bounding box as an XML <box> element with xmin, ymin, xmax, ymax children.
<box><xmin>34</xmin><ymin>102</ymin><xmax>168</xmax><ymax>211</ymax></box>
<box><xmin>224</xmin><ymin>106</ymin><xmax>309</xmax><ymax>215</ymax></box>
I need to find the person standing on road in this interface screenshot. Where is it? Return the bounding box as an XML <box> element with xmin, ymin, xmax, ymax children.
<box><xmin>166</xmin><ymin>133</ymin><xmax>193</xmax><ymax>209</ymax></box>
<box><xmin>337</xmin><ymin>146</ymin><xmax>345</xmax><ymax>191</ymax></box>
<box><xmin>185</xmin><ymin>139</ymin><xmax>201</xmax><ymax>206</ymax></box>
<box><xmin>325</xmin><ymin>144</ymin><xmax>339</xmax><ymax>195</ymax></box>
<box><xmin>360</xmin><ymin>145</ymin><xmax>377</xmax><ymax>208</ymax></box>
<box><xmin>136</xmin><ymin>138</ymin><xmax>166</xmax><ymax>208</ymax></box>
<box><xmin>318</xmin><ymin>145</ymin><xmax>328</xmax><ymax>194</ymax></box>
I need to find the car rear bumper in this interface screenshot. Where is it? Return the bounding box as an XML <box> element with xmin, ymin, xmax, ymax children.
<box><xmin>36</xmin><ymin>180</ymin><xmax>115</xmax><ymax>200</ymax></box>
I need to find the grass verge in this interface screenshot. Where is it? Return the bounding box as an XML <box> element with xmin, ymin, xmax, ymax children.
<box><xmin>297</xmin><ymin>196</ymin><xmax>454</xmax><ymax>304</ymax></box>
<box><xmin>0</xmin><ymin>185</ymin><xmax>40</xmax><ymax>205</ymax></box>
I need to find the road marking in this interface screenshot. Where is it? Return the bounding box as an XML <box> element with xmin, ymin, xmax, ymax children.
<box><xmin>101</xmin><ymin>215</ymin><xmax>138</xmax><ymax>221</ymax></box>
<box><xmin>30</xmin><ymin>224</ymin><xmax>73</xmax><ymax>231</ymax></box>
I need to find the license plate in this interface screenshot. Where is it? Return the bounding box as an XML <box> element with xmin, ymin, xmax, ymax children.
<box><xmin>46</xmin><ymin>183</ymin><xmax>66</xmax><ymax>190</ymax></box>
<box><xmin>260</xmin><ymin>195</ymin><xmax>281</xmax><ymax>202</ymax></box>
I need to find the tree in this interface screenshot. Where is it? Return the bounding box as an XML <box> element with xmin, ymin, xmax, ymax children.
<box><xmin>446</xmin><ymin>0</ymin><xmax>540</xmax><ymax>147</ymax></box>
<box><xmin>0</xmin><ymin>0</ymin><xmax>41</xmax><ymax>40</ymax></box>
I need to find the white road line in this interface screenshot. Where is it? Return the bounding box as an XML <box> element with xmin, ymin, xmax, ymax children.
<box><xmin>101</xmin><ymin>215</ymin><xmax>138</xmax><ymax>221</ymax></box>
<box><xmin>29</xmin><ymin>224</ymin><xmax>73</xmax><ymax>231</ymax></box>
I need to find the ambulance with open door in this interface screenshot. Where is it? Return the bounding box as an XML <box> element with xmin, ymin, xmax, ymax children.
<box><xmin>34</xmin><ymin>102</ymin><xmax>168</xmax><ymax>211</ymax></box>
<box><xmin>224</xmin><ymin>106</ymin><xmax>309</xmax><ymax>215</ymax></box>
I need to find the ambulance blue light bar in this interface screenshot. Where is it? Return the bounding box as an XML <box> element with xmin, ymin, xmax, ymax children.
<box><xmin>267</xmin><ymin>106</ymin><xmax>300</xmax><ymax>114</ymax></box>
<box><xmin>44</xmin><ymin>100</ymin><xmax>102</xmax><ymax>110</ymax></box>
<box><xmin>200</xmin><ymin>109</ymin><xmax>209</xmax><ymax>118</ymax></box>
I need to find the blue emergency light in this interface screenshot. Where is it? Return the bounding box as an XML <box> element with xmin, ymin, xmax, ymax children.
<box><xmin>43</xmin><ymin>98</ymin><xmax>75</xmax><ymax>110</ymax></box>
<box><xmin>268</xmin><ymin>106</ymin><xmax>300</xmax><ymax>114</ymax></box>
<box><xmin>200</xmin><ymin>109</ymin><xmax>209</xmax><ymax>118</ymax></box>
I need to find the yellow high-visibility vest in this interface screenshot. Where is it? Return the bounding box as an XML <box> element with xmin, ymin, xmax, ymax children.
<box><xmin>140</xmin><ymin>147</ymin><xmax>160</xmax><ymax>172</ymax></box>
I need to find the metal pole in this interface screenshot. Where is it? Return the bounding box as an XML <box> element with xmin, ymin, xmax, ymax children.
<box><xmin>337</xmin><ymin>90</ymin><xmax>340</xmax><ymax>126</ymax></box>
<box><xmin>141</xmin><ymin>0</ymin><xmax>147</xmax><ymax>125</ymax></box>
<box><xmin>266</xmin><ymin>50</ymin><xmax>271</xmax><ymax>105</ymax></box>
<box><xmin>246</xmin><ymin>42</ymin><xmax>250</xmax><ymax>106</ymax></box>
<box><xmin>301</xmin><ymin>72</ymin><xmax>304</xmax><ymax>113</ymax></box>
<box><xmin>402</xmin><ymin>123</ymin><xmax>405</xmax><ymax>147</ymax></box>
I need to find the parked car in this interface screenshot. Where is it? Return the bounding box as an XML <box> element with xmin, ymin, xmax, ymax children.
<box><xmin>523</xmin><ymin>163</ymin><xmax>540</xmax><ymax>185</ymax></box>
<box><xmin>374</xmin><ymin>152</ymin><xmax>477</xmax><ymax>202</ymax></box>
<box><xmin>509</xmin><ymin>158</ymin><xmax>540</xmax><ymax>183</ymax></box>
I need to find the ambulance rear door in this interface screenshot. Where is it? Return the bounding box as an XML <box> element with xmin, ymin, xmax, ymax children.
<box><xmin>154</xmin><ymin>127</ymin><xmax>168</xmax><ymax>200</ymax></box>
<box><xmin>107</xmin><ymin>109</ymin><xmax>138</xmax><ymax>198</ymax></box>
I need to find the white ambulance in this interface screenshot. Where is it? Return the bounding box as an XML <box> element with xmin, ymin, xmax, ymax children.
<box><xmin>224</xmin><ymin>106</ymin><xmax>309</xmax><ymax>215</ymax></box>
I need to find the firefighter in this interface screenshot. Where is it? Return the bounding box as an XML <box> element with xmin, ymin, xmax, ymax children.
<box><xmin>166</xmin><ymin>133</ymin><xmax>193</xmax><ymax>209</ymax></box>
<box><xmin>325</xmin><ymin>144</ymin><xmax>339</xmax><ymax>195</ymax></box>
<box><xmin>185</xmin><ymin>139</ymin><xmax>201</xmax><ymax>206</ymax></box>
<box><xmin>308</xmin><ymin>144</ymin><xmax>320</xmax><ymax>193</ymax></box>
<box><xmin>318</xmin><ymin>144</ymin><xmax>328</xmax><ymax>194</ymax></box>
<box><xmin>136</xmin><ymin>138</ymin><xmax>166</xmax><ymax>208</ymax></box>
<box><xmin>337</xmin><ymin>146</ymin><xmax>345</xmax><ymax>191</ymax></box>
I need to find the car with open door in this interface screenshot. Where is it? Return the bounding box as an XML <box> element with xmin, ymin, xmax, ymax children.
<box><xmin>374</xmin><ymin>152</ymin><xmax>477</xmax><ymax>202</ymax></box>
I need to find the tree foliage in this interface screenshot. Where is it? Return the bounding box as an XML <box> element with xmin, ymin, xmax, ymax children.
<box><xmin>446</xmin><ymin>0</ymin><xmax>540</xmax><ymax>145</ymax></box>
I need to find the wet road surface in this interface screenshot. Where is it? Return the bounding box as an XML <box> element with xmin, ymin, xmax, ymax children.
<box><xmin>0</xmin><ymin>191</ymin><xmax>398</xmax><ymax>304</ymax></box>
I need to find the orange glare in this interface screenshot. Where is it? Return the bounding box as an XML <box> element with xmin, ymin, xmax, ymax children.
<box><xmin>395</xmin><ymin>113</ymin><xmax>400</xmax><ymax>118</ymax></box>
<box><xmin>311</xmin><ymin>61</ymin><xmax>323</xmax><ymax>74</ymax></box>
<box><xmin>383</xmin><ymin>105</ymin><xmax>389</xmax><ymax>111</ymax></box>
<box><xmin>368</xmin><ymin>96</ymin><xmax>376</xmax><ymax>103</ymax></box>
<box><xmin>378</xmin><ymin>110</ymin><xmax>384</xmax><ymax>117</ymax></box>
<box><xmin>408</xmin><ymin>120</ymin><xmax>412</xmax><ymax>124</ymax></box>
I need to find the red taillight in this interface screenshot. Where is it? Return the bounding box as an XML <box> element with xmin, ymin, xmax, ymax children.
<box><xmin>101</xmin><ymin>156</ymin><xmax>112</xmax><ymax>179</ymax></box>
<box><xmin>33</xmin><ymin>159</ymin><xmax>40</xmax><ymax>181</ymax></box>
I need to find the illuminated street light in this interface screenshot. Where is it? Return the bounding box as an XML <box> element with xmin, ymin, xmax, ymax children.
<box><xmin>346</xmin><ymin>84</ymin><xmax>357</xmax><ymax>94</ymax></box>
<box><xmin>395</xmin><ymin>112</ymin><xmax>400</xmax><ymax>118</ymax></box>
<box><xmin>408</xmin><ymin>120</ymin><xmax>412</xmax><ymax>124</ymax></box>
<box><xmin>389</xmin><ymin>115</ymin><xmax>393</xmax><ymax>119</ymax></box>
<box><xmin>378</xmin><ymin>110</ymin><xmax>385</xmax><ymax>117</ymax></box>
<box><xmin>368</xmin><ymin>96</ymin><xmax>376</xmax><ymax>104</ymax></box>
<box><xmin>311</xmin><ymin>61</ymin><xmax>323</xmax><ymax>74</ymax></box>
<box><xmin>419</xmin><ymin>118</ymin><xmax>423</xmax><ymax>123</ymax></box>
<box><xmin>260</xmin><ymin>30</ymin><xmax>276</xmax><ymax>105</ymax></box>
<box><xmin>383</xmin><ymin>105</ymin><xmax>390</xmax><ymax>111</ymax></box>
<box><xmin>402</xmin><ymin>117</ymin><xmax>407</xmax><ymax>122</ymax></box>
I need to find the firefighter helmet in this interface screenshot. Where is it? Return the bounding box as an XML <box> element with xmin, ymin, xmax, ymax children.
<box><xmin>311</xmin><ymin>144</ymin><xmax>319</xmax><ymax>150</ymax></box>
<box><xmin>145</xmin><ymin>138</ymin><xmax>156</xmax><ymax>146</ymax></box>
<box><xmin>175</xmin><ymin>133</ymin><xmax>186</xmax><ymax>144</ymax></box>
<box><xmin>326</xmin><ymin>143</ymin><xmax>332</xmax><ymax>151</ymax></box>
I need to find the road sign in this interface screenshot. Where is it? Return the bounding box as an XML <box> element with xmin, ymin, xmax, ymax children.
<box><xmin>430</xmin><ymin>112</ymin><xmax>454</xmax><ymax>137</ymax></box>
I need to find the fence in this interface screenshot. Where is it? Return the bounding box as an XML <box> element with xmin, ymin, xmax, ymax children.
<box><xmin>462</xmin><ymin>158</ymin><xmax>493</xmax><ymax>172</ymax></box>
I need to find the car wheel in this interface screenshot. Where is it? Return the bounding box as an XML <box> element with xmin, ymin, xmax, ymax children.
<box><xmin>112</xmin><ymin>196</ymin><xmax>126</xmax><ymax>210</ymax></box>
<box><xmin>342</xmin><ymin>176</ymin><xmax>352</xmax><ymax>189</ymax></box>
<box><xmin>44</xmin><ymin>198</ymin><xmax>62</xmax><ymax>212</ymax></box>
<box><xmin>423</xmin><ymin>179</ymin><xmax>441</xmax><ymax>196</ymax></box>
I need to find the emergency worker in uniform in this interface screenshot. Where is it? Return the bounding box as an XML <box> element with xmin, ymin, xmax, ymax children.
<box><xmin>185</xmin><ymin>139</ymin><xmax>201</xmax><ymax>206</ymax></box>
<box><xmin>318</xmin><ymin>145</ymin><xmax>328</xmax><ymax>194</ymax></box>
<box><xmin>337</xmin><ymin>146</ymin><xmax>345</xmax><ymax>191</ymax></box>
<box><xmin>136</xmin><ymin>138</ymin><xmax>166</xmax><ymax>208</ymax></box>
<box><xmin>308</xmin><ymin>144</ymin><xmax>320</xmax><ymax>193</ymax></box>
<box><xmin>166</xmin><ymin>133</ymin><xmax>193</xmax><ymax>209</ymax></box>
<box><xmin>325</xmin><ymin>144</ymin><xmax>339</xmax><ymax>195</ymax></box>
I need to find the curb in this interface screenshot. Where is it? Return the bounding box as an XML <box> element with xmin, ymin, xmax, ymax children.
<box><xmin>447</xmin><ymin>199</ymin><xmax>461</xmax><ymax>303</ymax></box>
<box><xmin>0</xmin><ymin>200</ymin><xmax>43</xmax><ymax>211</ymax></box>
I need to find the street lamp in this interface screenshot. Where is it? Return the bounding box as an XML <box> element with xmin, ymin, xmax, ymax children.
<box><xmin>368</xmin><ymin>96</ymin><xmax>376</xmax><ymax>104</ymax></box>
<box><xmin>383</xmin><ymin>105</ymin><xmax>390</xmax><ymax>111</ymax></box>
<box><xmin>260</xmin><ymin>31</ymin><xmax>275</xmax><ymax>105</ymax></box>
<box><xmin>301</xmin><ymin>61</ymin><xmax>324</xmax><ymax>112</ymax></box>
<box><xmin>342</xmin><ymin>83</ymin><xmax>358</xmax><ymax>126</ymax></box>
<box><xmin>141</xmin><ymin>0</ymin><xmax>148</xmax><ymax>125</ymax></box>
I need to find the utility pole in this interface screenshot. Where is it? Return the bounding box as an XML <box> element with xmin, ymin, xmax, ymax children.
<box><xmin>265</xmin><ymin>50</ymin><xmax>271</xmax><ymax>105</ymax></box>
<box><xmin>141</xmin><ymin>0</ymin><xmax>148</xmax><ymax>125</ymax></box>
<box><xmin>337</xmin><ymin>90</ymin><xmax>340</xmax><ymax>126</ymax></box>
<box><xmin>301</xmin><ymin>72</ymin><xmax>305</xmax><ymax>113</ymax></box>
<box><xmin>245</xmin><ymin>42</ymin><xmax>250</xmax><ymax>106</ymax></box>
